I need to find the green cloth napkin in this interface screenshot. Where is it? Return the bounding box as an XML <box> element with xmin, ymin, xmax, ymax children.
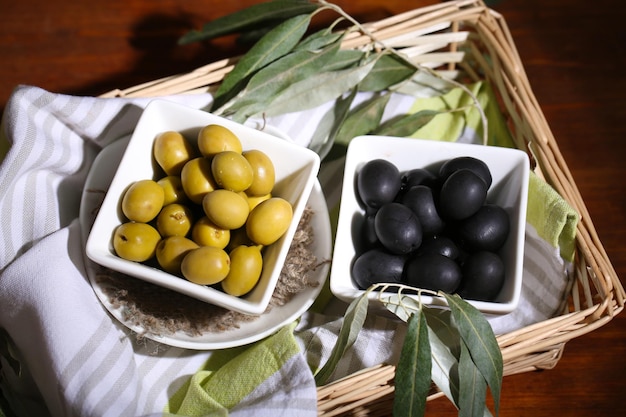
<box><xmin>165</xmin><ymin>322</ymin><xmax>302</xmax><ymax>415</ymax></box>
<box><xmin>526</xmin><ymin>172</ymin><xmax>578</xmax><ymax>262</ymax></box>
<box><xmin>408</xmin><ymin>81</ymin><xmax>515</xmax><ymax>148</ymax></box>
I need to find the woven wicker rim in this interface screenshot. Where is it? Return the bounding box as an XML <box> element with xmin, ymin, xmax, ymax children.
<box><xmin>101</xmin><ymin>0</ymin><xmax>625</xmax><ymax>414</ymax></box>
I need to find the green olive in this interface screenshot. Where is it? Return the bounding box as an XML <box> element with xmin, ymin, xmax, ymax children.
<box><xmin>156</xmin><ymin>236</ymin><xmax>199</xmax><ymax>275</ymax></box>
<box><xmin>227</xmin><ymin>227</ymin><xmax>257</xmax><ymax>252</ymax></box>
<box><xmin>153</xmin><ymin>131</ymin><xmax>196</xmax><ymax>176</ymax></box>
<box><xmin>121</xmin><ymin>179</ymin><xmax>165</xmax><ymax>223</ymax></box>
<box><xmin>180</xmin><ymin>157</ymin><xmax>217</xmax><ymax>204</ymax></box>
<box><xmin>243</xmin><ymin>149</ymin><xmax>275</xmax><ymax>196</ymax></box>
<box><xmin>211</xmin><ymin>151</ymin><xmax>254</xmax><ymax>192</ymax></box>
<box><xmin>202</xmin><ymin>189</ymin><xmax>249</xmax><ymax>230</ymax></box>
<box><xmin>246</xmin><ymin>197</ymin><xmax>293</xmax><ymax>246</ymax></box>
<box><xmin>156</xmin><ymin>203</ymin><xmax>194</xmax><ymax>237</ymax></box>
<box><xmin>181</xmin><ymin>246</ymin><xmax>230</xmax><ymax>285</ymax></box>
<box><xmin>221</xmin><ymin>245</ymin><xmax>263</xmax><ymax>296</ymax></box>
<box><xmin>245</xmin><ymin>193</ymin><xmax>271</xmax><ymax>212</ymax></box>
<box><xmin>113</xmin><ymin>222</ymin><xmax>161</xmax><ymax>262</ymax></box>
<box><xmin>157</xmin><ymin>175</ymin><xmax>188</xmax><ymax>205</ymax></box>
<box><xmin>197</xmin><ymin>124</ymin><xmax>242</xmax><ymax>157</ymax></box>
<box><xmin>191</xmin><ymin>216</ymin><xmax>230</xmax><ymax>249</ymax></box>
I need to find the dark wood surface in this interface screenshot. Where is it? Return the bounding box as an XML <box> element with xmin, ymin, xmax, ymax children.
<box><xmin>1</xmin><ymin>0</ymin><xmax>625</xmax><ymax>415</ymax></box>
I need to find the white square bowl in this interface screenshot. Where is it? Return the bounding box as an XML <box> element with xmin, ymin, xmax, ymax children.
<box><xmin>86</xmin><ymin>100</ymin><xmax>320</xmax><ymax>315</ymax></box>
<box><xmin>329</xmin><ymin>135</ymin><xmax>529</xmax><ymax>315</ymax></box>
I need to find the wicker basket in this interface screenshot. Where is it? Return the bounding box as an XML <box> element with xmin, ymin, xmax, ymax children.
<box><xmin>102</xmin><ymin>0</ymin><xmax>625</xmax><ymax>414</ymax></box>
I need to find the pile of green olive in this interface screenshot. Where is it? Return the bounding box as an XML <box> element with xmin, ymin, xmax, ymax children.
<box><xmin>112</xmin><ymin>124</ymin><xmax>293</xmax><ymax>297</ymax></box>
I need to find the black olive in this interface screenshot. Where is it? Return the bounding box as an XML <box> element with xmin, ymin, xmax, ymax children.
<box><xmin>455</xmin><ymin>204</ymin><xmax>510</xmax><ymax>252</ymax></box>
<box><xmin>374</xmin><ymin>202</ymin><xmax>422</xmax><ymax>254</ymax></box>
<box><xmin>359</xmin><ymin>213</ymin><xmax>379</xmax><ymax>251</ymax></box>
<box><xmin>438</xmin><ymin>169</ymin><xmax>488</xmax><ymax>220</ymax></box>
<box><xmin>417</xmin><ymin>235</ymin><xmax>460</xmax><ymax>259</ymax></box>
<box><xmin>401</xmin><ymin>168</ymin><xmax>439</xmax><ymax>190</ymax></box>
<box><xmin>400</xmin><ymin>185</ymin><xmax>445</xmax><ymax>235</ymax></box>
<box><xmin>438</xmin><ymin>156</ymin><xmax>492</xmax><ymax>188</ymax></box>
<box><xmin>458</xmin><ymin>251</ymin><xmax>505</xmax><ymax>301</ymax></box>
<box><xmin>352</xmin><ymin>248</ymin><xmax>406</xmax><ymax>289</ymax></box>
<box><xmin>356</xmin><ymin>159</ymin><xmax>401</xmax><ymax>209</ymax></box>
<box><xmin>405</xmin><ymin>253</ymin><xmax>462</xmax><ymax>293</ymax></box>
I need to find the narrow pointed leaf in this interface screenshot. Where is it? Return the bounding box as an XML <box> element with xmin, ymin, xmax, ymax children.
<box><xmin>324</xmin><ymin>49</ymin><xmax>366</xmax><ymax>71</ymax></box>
<box><xmin>314</xmin><ymin>291</ymin><xmax>369</xmax><ymax>385</ymax></box>
<box><xmin>423</xmin><ymin>307</ymin><xmax>462</xmax><ymax>356</ymax></box>
<box><xmin>380</xmin><ymin>293</ymin><xmax>421</xmax><ymax>322</ymax></box>
<box><xmin>358</xmin><ymin>53</ymin><xmax>418</xmax><ymax>92</ymax></box>
<box><xmin>178</xmin><ymin>0</ymin><xmax>319</xmax><ymax>44</ymax></box>
<box><xmin>258</xmin><ymin>57</ymin><xmax>378</xmax><ymax>117</ymax></box>
<box><xmin>308</xmin><ymin>87</ymin><xmax>357</xmax><ymax>159</ymax></box>
<box><xmin>335</xmin><ymin>93</ymin><xmax>391</xmax><ymax>145</ymax></box>
<box><xmin>0</xmin><ymin>329</ymin><xmax>21</xmax><ymax>376</ymax></box>
<box><xmin>459</xmin><ymin>341</ymin><xmax>490</xmax><ymax>417</ymax></box>
<box><xmin>295</xmin><ymin>27</ymin><xmax>344</xmax><ymax>52</ymax></box>
<box><xmin>443</xmin><ymin>293</ymin><xmax>503</xmax><ymax>415</ymax></box>
<box><xmin>222</xmin><ymin>35</ymin><xmax>342</xmax><ymax>118</ymax></box>
<box><xmin>395</xmin><ymin>71</ymin><xmax>454</xmax><ymax>98</ymax></box>
<box><xmin>229</xmin><ymin>48</ymin><xmax>363</xmax><ymax>121</ymax></box>
<box><xmin>423</xmin><ymin>306</ymin><xmax>461</xmax><ymax>408</ymax></box>
<box><xmin>374</xmin><ymin>109</ymin><xmax>441</xmax><ymax>137</ymax></box>
<box><xmin>235</xmin><ymin>26</ymin><xmax>276</xmax><ymax>45</ymax></box>
<box><xmin>393</xmin><ymin>310</ymin><xmax>431</xmax><ymax>417</ymax></box>
<box><xmin>213</xmin><ymin>14</ymin><xmax>312</xmax><ymax>108</ymax></box>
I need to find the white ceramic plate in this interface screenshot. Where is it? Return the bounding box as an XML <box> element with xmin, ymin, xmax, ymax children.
<box><xmin>80</xmin><ymin>134</ymin><xmax>331</xmax><ymax>350</ymax></box>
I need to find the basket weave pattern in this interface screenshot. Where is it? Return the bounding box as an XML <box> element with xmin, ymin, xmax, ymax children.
<box><xmin>102</xmin><ymin>0</ymin><xmax>625</xmax><ymax>414</ymax></box>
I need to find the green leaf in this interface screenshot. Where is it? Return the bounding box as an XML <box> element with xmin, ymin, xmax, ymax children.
<box><xmin>380</xmin><ymin>293</ymin><xmax>421</xmax><ymax>322</ymax></box>
<box><xmin>235</xmin><ymin>26</ymin><xmax>276</xmax><ymax>45</ymax></box>
<box><xmin>459</xmin><ymin>341</ymin><xmax>490</xmax><ymax>417</ymax></box>
<box><xmin>178</xmin><ymin>0</ymin><xmax>319</xmax><ymax>44</ymax></box>
<box><xmin>308</xmin><ymin>87</ymin><xmax>358</xmax><ymax>160</ymax></box>
<box><xmin>259</xmin><ymin>56</ymin><xmax>378</xmax><ymax>118</ymax></box>
<box><xmin>324</xmin><ymin>49</ymin><xmax>366</xmax><ymax>71</ymax></box>
<box><xmin>423</xmin><ymin>307</ymin><xmax>461</xmax><ymax>356</ymax></box>
<box><xmin>221</xmin><ymin>34</ymin><xmax>343</xmax><ymax>118</ymax></box>
<box><xmin>393</xmin><ymin>310</ymin><xmax>432</xmax><ymax>417</ymax></box>
<box><xmin>395</xmin><ymin>70</ymin><xmax>454</xmax><ymax>98</ymax></box>
<box><xmin>443</xmin><ymin>293</ymin><xmax>503</xmax><ymax>415</ymax></box>
<box><xmin>358</xmin><ymin>53</ymin><xmax>417</xmax><ymax>92</ymax></box>
<box><xmin>294</xmin><ymin>27</ymin><xmax>344</xmax><ymax>52</ymax></box>
<box><xmin>423</xmin><ymin>307</ymin><xmax>461</xmax><ymax>408</ymax></box>
<box><xmin>334</xmin><ymin>93</ymin><xmax>391</xmax><ymax>145</ymax></box>
<box><xmin>213</xmin><ymin>13</ymin><xmax>313</xmax><ymax>109</ymax></box>
<box><xmin>373</xmin><ymin>109</ymin><xmax>441</xmax><ymax>137</ymax></box>
<box><xmin>314</xmin><ymin>290</ymin><xmax>369</xmax><ymax>385</ymax></box>
<box><xmin>0</xmin><ymin>328</ymin><xmax>21</xmax><ymax>376</ymax></box>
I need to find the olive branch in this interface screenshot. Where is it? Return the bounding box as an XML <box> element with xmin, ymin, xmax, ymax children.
<box><xmin>181</xmin><ymin>0</ymin><xmax>488</xmax><ymax>150</ymax></box>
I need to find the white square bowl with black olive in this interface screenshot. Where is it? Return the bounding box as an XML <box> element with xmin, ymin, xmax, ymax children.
<box><xmin>329</xmin><ymin>135</ymin><xmax>529</xmax><ymax>315</ymax></box>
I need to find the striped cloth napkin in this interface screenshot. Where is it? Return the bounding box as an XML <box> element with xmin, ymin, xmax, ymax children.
<box><xmin>0</xmin><ymin>84</ymin><xmax>577</xmax><ymax>417</ymax></box>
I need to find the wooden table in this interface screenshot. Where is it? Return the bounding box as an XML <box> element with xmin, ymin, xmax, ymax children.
<box><xmin>1</xmin><ymin>0</ymin><xmax>624</xmax><ymax>415</ymax></box>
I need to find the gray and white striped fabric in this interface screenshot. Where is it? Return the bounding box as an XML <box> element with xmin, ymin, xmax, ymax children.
<box><xmin>0</xmin><ymin>85</ymin><xmax>573</xmax><ymax>416</ymax></box>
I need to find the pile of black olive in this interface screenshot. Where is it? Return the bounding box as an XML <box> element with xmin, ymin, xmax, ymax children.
<box><xmin>351</xmin><ymin>156</ymin><xmax>510</xmax><ymax>302</ymax></box>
